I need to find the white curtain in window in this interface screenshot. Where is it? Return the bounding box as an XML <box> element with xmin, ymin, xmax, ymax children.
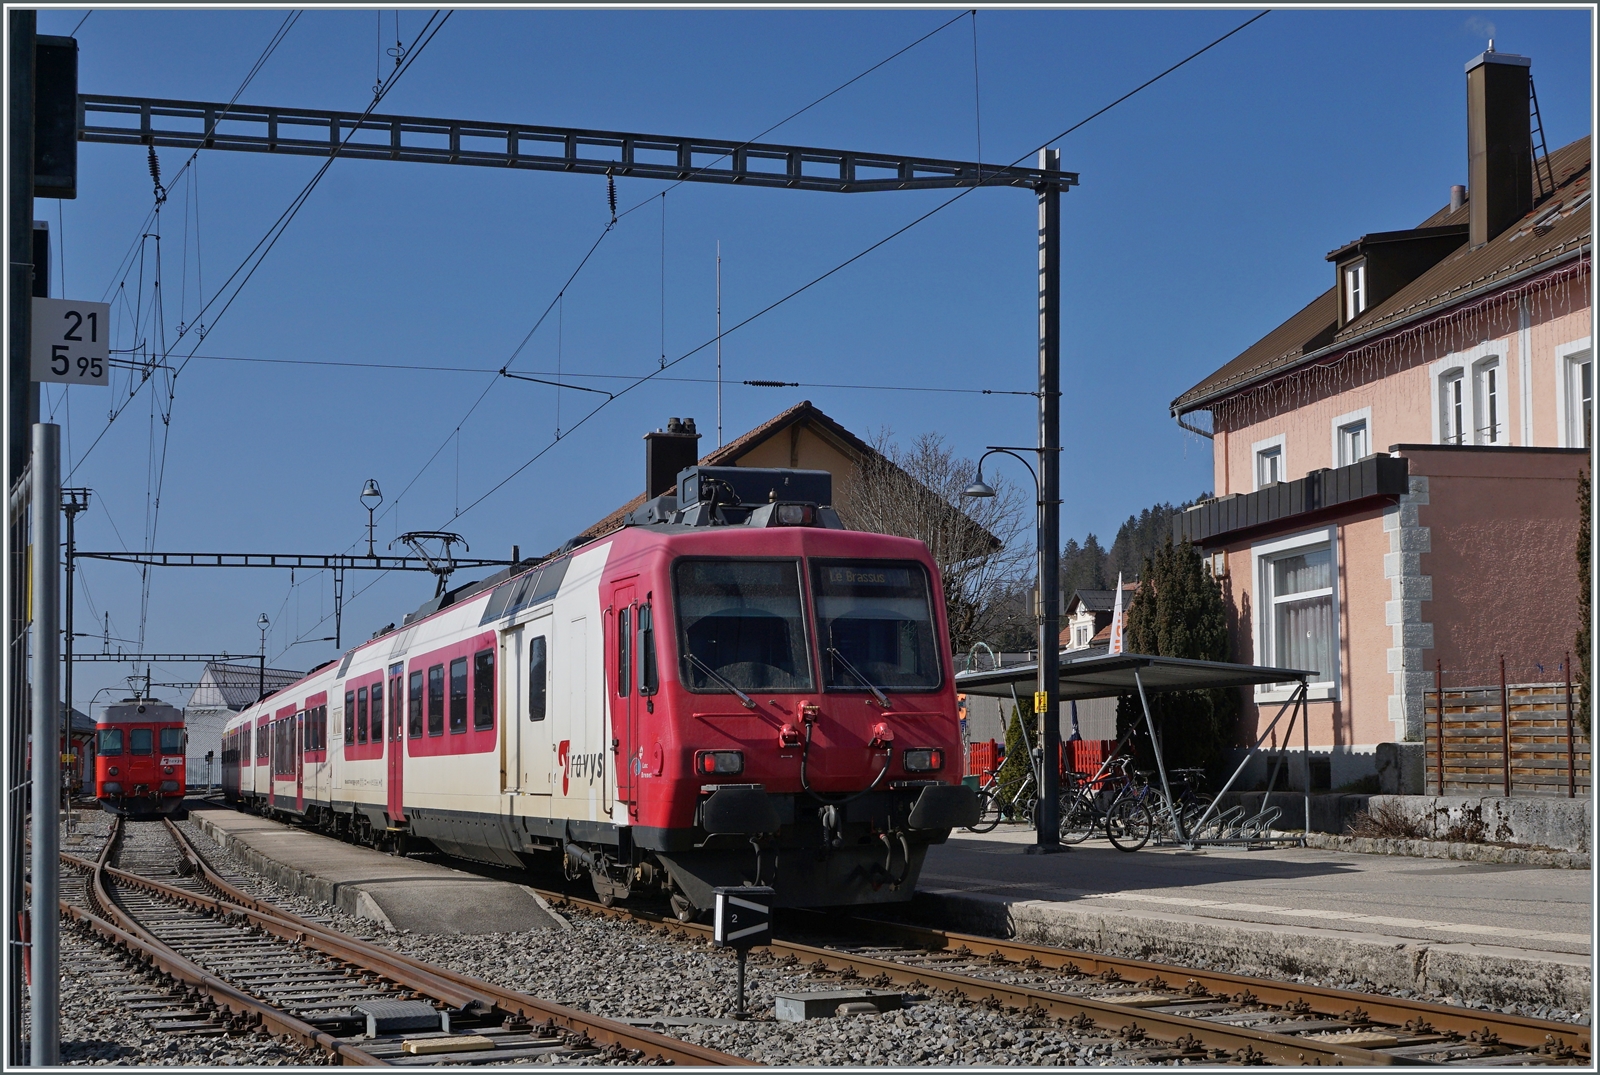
<box><xmin>1271</xmin><ymin>548</ymin><xmax>1333</xmax><ymax>678</ymax></box>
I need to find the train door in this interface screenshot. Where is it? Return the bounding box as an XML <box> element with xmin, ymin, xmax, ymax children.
<box><xmin>296</xmin><ymin>710</ymin><xmax>305</xmax><ymax>813</ymax></box>
<box><xmin>387</xmin><ymin>663</ymin><xmax>405</xmax><ymax>823</ymax></box>
<box><xmin>502</xmin><ymin>628</ymin><xmax>522</xmax><ymax>793</ymax></box>
<box><xmin>608</xmin><ymin>581</ymin><xmax>638</xmax><ymax>810</ymax></box>
<box><xmin>518</xmin><ymin>614</ymin><xmax>554</xmax><ymax>796</ymax></box>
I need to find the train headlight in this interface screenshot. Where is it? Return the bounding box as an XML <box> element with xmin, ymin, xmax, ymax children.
<box><xmin>774</xmin><ymin>503</ymin><xmax>816</xmax><ymax>526</ymax></box>
<box><xmin>162</xmin><ymin>766</ymin><xmax>174</xmax><ymax>775</ymax></box>
<box><xmin>903</xmin><ymin>748</ymin><xmax>944</xmax><ymax>772</ymax></box>
<box><xmin>101</xmin><ymin>782</ymin><xmax>122</xmax><ymax>794</ymax></box>
<box><xmin>160</xmin><ymin>781</ymin><xmax>179</xmax><ymax>792</ymax></box>
<box><xmin>107</xmin><ymin>766</ymin><xmax>118</xmax><ymax>776</ymax></box>
<box><xmin>695</xmin><ymin>750</ymin><xmax>744</xmax><ymax>775</ymax></box>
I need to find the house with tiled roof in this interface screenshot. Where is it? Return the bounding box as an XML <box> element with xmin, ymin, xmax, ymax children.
<box><xmin>1168</xmin><ymin>46</ymin><xmax>1590</xmax><ymax>792</ymax></box>
<box><xmin>566</xmin><ymin>401</ymin><xmax>997</xmax><ymax>556</ymax></box>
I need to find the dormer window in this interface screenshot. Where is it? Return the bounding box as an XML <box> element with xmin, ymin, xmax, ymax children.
<box><xmin>1343</xmin><ymin>260</ymin><xmax>1367</xmax><ymax>321</ymax></box>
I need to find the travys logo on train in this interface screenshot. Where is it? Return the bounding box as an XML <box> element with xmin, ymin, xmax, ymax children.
<box><xmin>557</xmin><ymin>740</ymin><xmax>605</xmax><ymax>795</ymax></box>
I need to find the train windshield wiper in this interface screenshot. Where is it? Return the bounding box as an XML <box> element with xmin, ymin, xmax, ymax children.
<box><xmin>684</xmin><ymin>652</ymin><xmax>757</xmax><ymax>710</ymax></box>
<box><xmin>826</xmin><ymin>647</ymin><xmax>891</xmax><ymax>709</ymax></box>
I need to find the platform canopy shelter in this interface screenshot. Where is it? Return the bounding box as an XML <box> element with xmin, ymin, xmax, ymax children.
<box><xmin>955</xmin><ymin>652</ymin><xmax>1314</xmax><ymax>849</ymax></box>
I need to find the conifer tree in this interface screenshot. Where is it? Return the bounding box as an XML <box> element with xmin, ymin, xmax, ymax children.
<box><xmin>1115</xmin><ymin>538</ymin><xmax>1235</xmax><ymax>773</ymax></box>
<box><xmin>995</xmin><ymin>700</ymin><xmax>1034</xmax><ymax>808</ymax></box>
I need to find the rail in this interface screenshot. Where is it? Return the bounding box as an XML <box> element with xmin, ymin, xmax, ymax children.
<box><xmin>56</xmin><ymin>818</ymin><xmax>750</xmax><ymax>1067</ymax></box>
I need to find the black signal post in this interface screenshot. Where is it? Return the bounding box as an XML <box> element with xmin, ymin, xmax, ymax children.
<box><xmin>713</xmin><ymin>886</ymin><xmax>774</xmax><ymax>1019</ymax></box>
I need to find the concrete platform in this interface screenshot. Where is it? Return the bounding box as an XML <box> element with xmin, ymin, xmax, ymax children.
<box><xmin>189</xmin><ymin>803</ymin><xmax>565</xmax><ymax>935</ymax></box>
<box><xmin>913</xmin><ymin>825</ymin><xmax>1592</xmax><ymax>1013</ymax></box>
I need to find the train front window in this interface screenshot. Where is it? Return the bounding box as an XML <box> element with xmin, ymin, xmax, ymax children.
<box><xmin>130</xmin><ymin>728</ymin><xmax>153</xmax><ymax>755</ymax></box>
<box><xmin>160</xmin><ymin>728</ymin><xmax>184</xmax><ymax>753</ymax></box>
<box><xmin>811</xmin><ymin>560</ymin><xmax>941</xmax><ymax>691</ymax></box>
<box><xmin>674</xmin><ymin>559</ymin><xmax>812</xmax><ymax>693</ymax></box>
<box><xmin>98</xmin><ymin>729</ymin><xmax>123</xmax><ymax>756</ymax></box>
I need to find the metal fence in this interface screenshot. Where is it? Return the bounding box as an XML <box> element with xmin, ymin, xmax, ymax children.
<box><xmin>1425</xmin><ymin>658</ymin><xmax>1589</xmax><ymax>797</ymax></box>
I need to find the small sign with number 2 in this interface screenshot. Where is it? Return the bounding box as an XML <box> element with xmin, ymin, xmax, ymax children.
<box><xmin>32</xmin><ymin>297</ymin><xmax>111</xmax><ymax>386</ymax></box>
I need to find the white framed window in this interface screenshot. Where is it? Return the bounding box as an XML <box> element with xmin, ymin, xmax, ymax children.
<box><xmin>1330</xmin><ymin>406</ymin><xmax>1373</xmax><ymax>467</ymax></box>
<box><xmin>1438</xmin><ymin>368</ymin><xmax>1466</xmax><ymax>444</ymax></box>
<box><xmin>1343</xmin><ymin>260</ymin><xmax>1367</xmax><ymax>321</ymax></box>
<box><xmin>1472</xmin><ymin>357</ymin><xmax>1502</xmax><ymax>444</ymax></box>
<box><xmin>1251</xmin><ymin>433</ymin><xmax>1286</xmax><ymax>491</ymax></box>
<box><xmin>1073</xmin><ymin>625</ymin><xmax>1090</xmax><ymax>649</ymax></box>
<box><xmin>1433</xmin><ymin>341</ymin><xmax>1508</xmax><ymax>447</ymax></box>
<box><xmin>1556</xmin><ymin>338</ymin><xmax>1593</xmax><ymax>449</ymax></box>
<box><xmin>1252</xmin><ymin>527</ymin><xmax>1340</xmax><ymax>701</ymax></box>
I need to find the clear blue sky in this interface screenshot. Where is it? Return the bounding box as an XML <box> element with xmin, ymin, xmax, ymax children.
<box><xmin>41</xmin><ymin>6</ymin><xmax>1592</xmax><ymax>710</ymax></box>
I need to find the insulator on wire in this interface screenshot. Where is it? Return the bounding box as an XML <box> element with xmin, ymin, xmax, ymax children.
<box><xmin>147</xmin><ymin>146</ymin><xmax>166</xmax><ymax>204</ymax></box>
<box><xmin>607</xmin><ymin>168</ymin><xmax>617</xmax><ymax>224</ymax></box>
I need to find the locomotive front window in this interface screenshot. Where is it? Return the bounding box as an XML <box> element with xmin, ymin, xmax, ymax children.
<box><xmin>130</xmin><ymin>728</ymin><xmax>153</xmax><ymax>755</ymax></box>
<box><xmin>811</xmin><ymin>560</ymin><xmax>942</xmax><ymax>691</ymax></box>
<box><xmin>160</xmin><ymin>728</ymin><xmax>184</xmax><ymax>754</ymax></box>
<box><xmin>98</xmin><ymin>729</ymin><xmax>123</xmax><ymax>756</ymax></box>
<box><xmin>674</xmin><ymin>559</ymin><xmax>813</xmax><ymax>693</ymax></box>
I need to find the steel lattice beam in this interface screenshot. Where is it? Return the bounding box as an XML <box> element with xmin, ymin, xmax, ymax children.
<box><xmin>72</xmin><ymin>550</ymin><xmax>515</xmax><ymax>572</ymax></box>
<box><xmin>77</xmin><ymin>94</ymin><xmax>1079</xmax><ymax>194</ymax></box>
<box><xmin>69</xmin><ymin>652</ymin><xmax>258</xmax><ymax>663</ymax></box>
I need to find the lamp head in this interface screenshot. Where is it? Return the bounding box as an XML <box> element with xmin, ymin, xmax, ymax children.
<box><xmin>257</xmin><ymin>613</ymin><xmax>270</xmax><ymax>632</ymax></box>
<box><xmin>962</xmin><ymin>475</ymin><xmax>997</xmax><ymax>499</ymax></box>
<box><xmin>360</xmin><ymin>479</ymin><xmax>383</xmax><ymax>509</ymax></box>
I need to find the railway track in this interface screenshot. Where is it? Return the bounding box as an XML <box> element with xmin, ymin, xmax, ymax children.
<box><xmin>535</xmin><ymin>888</ymin><xmax>1591</xmax><ymax>1067</ymax></box>
<box><xmin>55</xmin><ymin>817</ymin><xmax>749</xmax><ymax>1066</ymax></box>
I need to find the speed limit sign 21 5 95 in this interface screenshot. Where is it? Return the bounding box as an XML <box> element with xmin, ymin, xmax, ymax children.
<box><xmin>32</xmin><ymin>297</ymin><xmax>111</xmax><ymax>386</ymax></box>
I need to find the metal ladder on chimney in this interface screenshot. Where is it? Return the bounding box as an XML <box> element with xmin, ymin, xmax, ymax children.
<box><xmin>1529</xmin><ymin>78</ymin><xmax>1557</xmax><ymax>204</ymax></box>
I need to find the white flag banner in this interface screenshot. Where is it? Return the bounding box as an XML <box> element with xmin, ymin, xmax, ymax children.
<box><xmin>1109</xmin><ymin>573</ymin><xmax>1125</xmax><ymax>655</ymax></box>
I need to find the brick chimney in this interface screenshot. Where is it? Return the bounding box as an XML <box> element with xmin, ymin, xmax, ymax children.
<box><xmin>644</xmin><ymin>417</ymin><xmax>700</xmax><ymax>499</ymax></box>
<box><xmin>1465</xmin><ymin>44</ymin><xmax>1533</xmax><ymax>248</ymax></box>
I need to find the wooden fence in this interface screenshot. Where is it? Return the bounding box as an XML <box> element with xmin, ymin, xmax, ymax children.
<box><xmin>1425</xmin><ymin>671</ymin><xmax>1590</xmax><ymax>797</ymax></box>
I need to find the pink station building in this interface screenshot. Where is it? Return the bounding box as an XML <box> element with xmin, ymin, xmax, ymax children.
<box><xmin>1168</xmin><ymin>46</ymin><xmax>1591</xmax><ymax>791</ymax></box>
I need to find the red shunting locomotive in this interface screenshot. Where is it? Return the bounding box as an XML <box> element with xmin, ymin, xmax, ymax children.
<box><xmin>95</xmin><ymin>698</ymin><xmax>187</xmax><ymax>817</ymax></box>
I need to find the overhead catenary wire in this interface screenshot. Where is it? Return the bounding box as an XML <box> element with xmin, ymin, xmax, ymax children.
<box><xmin>67</xmin><ymin>10</ymin><xmax>445</xmax><ymax>481</ymax></box>
<box><xmin>371</xmin><ymin>15</ymin><xmax>967</xmax><ymax>539</ymax></box>
<box><xmin>439</xmin><ymin>10</ymin><xmax>1272</xmax><ymax>529</ymax></box>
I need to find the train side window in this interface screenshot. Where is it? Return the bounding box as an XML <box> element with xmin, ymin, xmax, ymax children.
<box><xmin>473</xmin><ymin>649</ymin><xmax>495</xmax><ymax>731</ymax></box>
<box><xmin>160</xmin><ymin>728</ymin><xmax>183</xmax><ymax>753</ymax></box>
<box><xmin>529</xmin><ymin>636</ymin><xmax>547</xmax><ymax>722</ymax></box>
<box><xmin>344</xmin><ymin>692</ymin><xmax>355</xmax><ymax>743</ymax></box>
<box><xmin>130</xmin><ymin>728</ymin><xmax>153</xmax><ymax>755</ymax></box>
<box><xmin>428</xmin><ymin>665</ymin><xmax>445</xmax><ymax>736</ymax></box>
<box><xmin>637</xmin><ymin>602</ymin><xmax>657</xmax><ymax>695</ymax></box>
<box><xmin>408</xmin><ymin>671</ymin><xmax>424</xmax><ymax>738</ymax></box>
<box><xmin>98</xmin><ymin>728</ymin><xmax>123</xmax><ymax>756</ymax></box>
<box><xmin>617</xmin><ymin>607</ymin><xmax>631</xmax><ymax>697</ymax></box>
<box><xmin>357</xmin><ymin>686</ymin><xmax>369</xmax><ymax>744</ymax></box>
<box><xmin>449</xmin><ymin>657</ymin><xmax>468</xmax><ymax>733</ymax></box>
<box><xmin>370</xmin><ymin>681</ymin><xmax>384</xmax><ymax>743</ymax></box>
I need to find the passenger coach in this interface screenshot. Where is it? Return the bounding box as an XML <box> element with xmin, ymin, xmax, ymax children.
<box><xmin>224</xmin><ymin>464</ymin><xmax>977</xmax><ymax>915</ymax></box>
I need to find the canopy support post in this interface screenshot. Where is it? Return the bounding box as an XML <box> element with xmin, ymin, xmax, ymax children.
<box><xmin>1133</xmin><ymin>669</ymin><xmax>1185</xmax><ymax>846</ymax></box>
<box><xmin>1301</xmin><ymin>678</ymin><xmax>1310</xmax><ymax>846</ymax></box>
<box><xmin>1185</xmin><ymin>682</ymin><xmax>1305</xmax><ymax>846</ymax></box>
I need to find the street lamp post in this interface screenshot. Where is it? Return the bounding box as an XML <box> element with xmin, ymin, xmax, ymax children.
<box><xmin>360</xmin><ymin>479</ymin><xmax>383</xmax><ymax>557</ymax></box>
<box><xmin>256</xmin><ymin>613</ymin><xmax>270</xmax><ymax>700</ymax></box>
<box><xmin>964</xmin><ymin>443</ymin><xmax>1065</xmax><ymax>855</ymax></box>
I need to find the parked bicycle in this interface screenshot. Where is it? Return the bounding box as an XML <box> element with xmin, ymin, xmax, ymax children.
<box><xmin>968</xmin><ymin>762</ymin><xmax>1038</xmax><ymax>832</ymax></box>
<box><xmin>1057</xmin><ymin>755</ymin><xmax>1135</xmax><ymax>844</ymax></box>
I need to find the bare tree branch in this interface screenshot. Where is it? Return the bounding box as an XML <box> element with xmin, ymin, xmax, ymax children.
<box><xmin>837</xmin><ymin>429</ymin><xmax>1032</xmax><ymax>653</ymax></box>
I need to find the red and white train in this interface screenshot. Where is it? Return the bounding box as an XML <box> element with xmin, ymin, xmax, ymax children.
<box><xmin>96</xmin><ymin>698</ymin><xmax>187</xmax><ymax>817</ymax></box>
<box><xmin>223</xmin><ymin>464</ymin><xmax>976</xmax><ymax>915</ymax></box>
